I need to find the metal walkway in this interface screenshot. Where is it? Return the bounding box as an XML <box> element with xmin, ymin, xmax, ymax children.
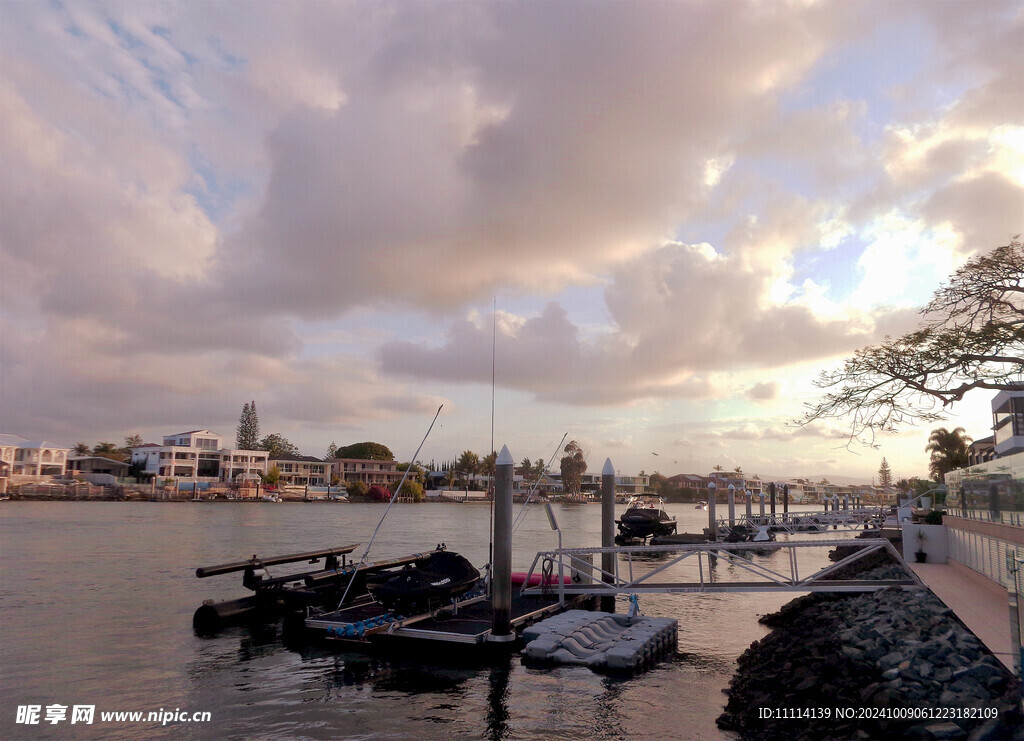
<box><xmin>520</xmin><ymin>539</ymin><xmax>921</xmax><ymax>600</ymax></box>
<box><xmin>717</xmin><ymin>509</ymin><xmax>885</xmax><ymax>534</ymax></box>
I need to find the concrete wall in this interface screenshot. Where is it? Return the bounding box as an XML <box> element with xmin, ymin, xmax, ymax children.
<box><xmin>902</xmin><ymin>523</ymin><xmax>949</xmax><ymax>564</ymax></box>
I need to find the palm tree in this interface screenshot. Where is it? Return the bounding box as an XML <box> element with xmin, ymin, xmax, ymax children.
<box><xmin>73</xmin><ymin>443</ymin><xmax>90</xmax><ymax>456</ymax></box>
<box><xmin>926</xmin><ymin>427</ymin><xmax>972</xmax><ymax>481</ymax></box>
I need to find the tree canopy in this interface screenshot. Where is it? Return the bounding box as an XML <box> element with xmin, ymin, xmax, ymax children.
<box><xmin>236</xmin><ymin>401</ymin><xmax>260</xmax><ymax>450</ymax></box>
<box><xmin>801</xmin><ymin>239</ymin><xmax>1024</xmax><ymax>445</ymax></box>
<box><xmin>560</xmin><ymin>440</ymin><xmax>588</xmax><ymax>499</ymax></box>
<box><xmin>878</xmin><ymin>457</ymin><xmax>893</xmax><ymax>488</ymax></box>
<box><xmin>259</xmin><ymin>433</ymin><xmax>300</xmax><ymax>459</ymax></box>
<box><xmin>336</xmin><ymin>442</ymin><xmax>394</xmax><ymax>460</ymax></box>
<box><xmin>925</xmin><ymin>426</ymin><xmax>971</xmax><ymax>481</ymax></box>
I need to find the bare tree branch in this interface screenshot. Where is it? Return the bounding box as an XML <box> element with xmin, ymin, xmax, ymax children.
<box><xmin>800</xmin><ymin>239</ymin><xmax>1024</xmax><ymax>446</ymax></box>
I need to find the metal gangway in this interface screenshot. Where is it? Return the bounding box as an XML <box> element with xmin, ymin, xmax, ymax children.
<box><xmin>719</xmin><ymin>508</ymin><xmax>885</xmax><ymax>535</ymax></box>
<box><xmin>519</xmin><ymin>539</ymin><xmax>922</xmax><ymax>601</ymax></box>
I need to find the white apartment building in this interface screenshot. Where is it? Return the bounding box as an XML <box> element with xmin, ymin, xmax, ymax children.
<box><xmin>131</xmin><ymin>430</ymin><xmax>268</xmax><ymax>481</ymax></box>
<box><xmin>0</xmin><ymin>434</ymin><xmax>71</xmax><ymax>477</ymax></box>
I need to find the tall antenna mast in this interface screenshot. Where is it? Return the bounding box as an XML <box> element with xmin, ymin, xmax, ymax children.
<box><xmin>488</xmin><ymin>297</ymin><xmax>497</xmax><ymax>580</ymax></box>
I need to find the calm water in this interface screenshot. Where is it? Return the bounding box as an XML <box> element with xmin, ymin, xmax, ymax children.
<box><xmin>1</xmin><ymin>501</ymin><xmax>853</xmax><ymax>740</ymax></box>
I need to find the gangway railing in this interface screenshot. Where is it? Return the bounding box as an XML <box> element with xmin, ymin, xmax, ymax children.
<box><xmin>720</xmin><ymin>509</ymin><xmax>885</xmax><ymax>534</ymax></box>
<box><xmin>520</xmin><ymin>539</ymin><xmax>921</xmax><ymax>601</ymax></box>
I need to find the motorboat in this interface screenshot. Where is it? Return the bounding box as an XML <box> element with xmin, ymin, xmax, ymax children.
<box><xmin>364</xmin><ymin>549</ymin><xmax>481</xmax><ymax>611</ymax></box>
<box><xmin>694</xmin><ymin>500</ymin><xmax>708</xmax><ymax>510</ymax></box>
<box><xmin>616</xmin><ymin>495</ymin><xmax>677</xmax><ymax>541</ymax></box>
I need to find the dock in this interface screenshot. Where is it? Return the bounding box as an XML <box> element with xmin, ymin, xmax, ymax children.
<box><xmin>306</xmin><ymin>591</ymin><xmax>589</xmax><ymax>649</ymax></box>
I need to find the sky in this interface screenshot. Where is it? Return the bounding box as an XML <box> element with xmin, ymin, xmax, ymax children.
<box><xmin>1</xmin><ymin>0</ymin><xmax>1021</xmax><ymax>483</ymax></box>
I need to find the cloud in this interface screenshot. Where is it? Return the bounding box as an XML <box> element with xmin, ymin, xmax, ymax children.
<box><xmin>1</xmin><ymin>0</ymin><xmax>1020</xmax><ymax>473</ymax></box>
<box><xmin>747</xmin><ymin>382</ymin><xmax>780</xmax><ymax>402</ymax></box>
<box><xmin>379</xmin><ymin>238</ymin><xmax>900</xmax><ymax>405</ymax></box>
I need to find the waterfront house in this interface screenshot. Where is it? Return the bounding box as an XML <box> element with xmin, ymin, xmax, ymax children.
<box><xmin>330</xmin><ymin>458</ymin><xmax>408</xmax><ymax>490</ymax></box>
<box><xmin>130</xmin><ymin>430</ymin><xmax>268</xmax><ymax>482</ymax></box>
<box><xmin>0</xmin><ymin>434</ymin><xmax>71</xmax><ymax>479</ymax></box>
<box><xmin>269</xmin><ymin>455</ymin><xmax>330</xmax><ymax>486</ymax></box>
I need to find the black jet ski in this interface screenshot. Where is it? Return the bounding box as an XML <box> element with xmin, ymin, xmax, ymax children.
<box><xmin>365</xmin><ymin>549</ymin><xmax>481</xmax><ymax>611</ymax></box>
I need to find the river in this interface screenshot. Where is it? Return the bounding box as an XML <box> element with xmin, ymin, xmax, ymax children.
<box><xmin>0</xmin><ymin>501</ymin><xmax>857</xmax><ymax>740</ymax></box>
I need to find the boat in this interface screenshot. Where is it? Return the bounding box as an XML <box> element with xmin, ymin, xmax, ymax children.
<box><xmin>695</xmin><ymin>500</ymin><xmax>708</xmax><ymax>510</ymax></box>
<box><xmin>364</xmin><ymin>549</ymin><xmax>481</xmax><ymax>611</ymax></box>
<box><xmin>615</xmin><ymin>495</ymin><xmax>677</xmax><ymax>541</ymax></box>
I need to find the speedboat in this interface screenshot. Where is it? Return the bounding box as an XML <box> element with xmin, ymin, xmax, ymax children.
<box><xmin>616</xmin><ymin>495</ymin><xmax>677</xmax><ymax>541</ymax></box>
<box><xmin>695</xmin><ymin>500</ymin><xmax>708</xmax><ymax>510</ymax></box>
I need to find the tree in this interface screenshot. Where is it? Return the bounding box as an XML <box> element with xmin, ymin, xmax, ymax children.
<box><xmin>337</xmin><ymin>442</ymin><xmax>394</xmax><ymax>460</ymax></box>
<box><xmin>925</xmin><ymin>426</ymin><xmax>972</xmax><ymax>481</ymax></box>
<box><xmin>92</xmin><ymin>442</ymin><xmax>127</xmax><ymax>461</ymax></box>
<box><xmin>518</xmin><ymin>456</ymin><xmax>533</xmax><ymax>475</ymax></box>
<box><xmin>263</xmin><ymin>464</ymin><xmax>281</xmax><ymax>485</ymax></box>
<box><xmin>457</xmin><ymin>450</ymin><xmax>480</xmax><ymax>478</ymax></box>
<box><xmin>325</xmin><ymin>441</ymin><xmax>338</xmax><ymax>460</ymax></box>
<box><xmin>480</xmin><ymin>451</ymin><xmax>497</xmax><ymax>478</ymax></box>
<box><xmin>73</xmin><ymin>443</ymin><xmax>90</xmax><ymax>456</ymax></box>
<box><xmin>346</xmin><ymin>480</ymin><xmax>369</xmax><ymax>500</ymax></box>
<box><xmin>259</xmin><ymin>433</ymin><xmax>299</xmax><ymax>459</ymax></box>
<box><xmin>878</xmin><ymin>458</ymin><xmax>893</xmax><ymax>489</ymax></box>
<box><xmin>236</xmin><ymin>401</ymin><xmax>260</xmax><ymax>450</ymax></box>
<box><xmin>124</xmin><ymin>434</ymin><xmax>143</xmax><ymax>450</ymax></box>
<box><xmin>560</xmin><ymin>440</ymin><xmax>588</xmax><ymax>500</ymax></box>
<box><xmin>368</xmin><ymin>485</ymin><xmax>392</xmax><ymax>502</ymax></box>
<box><xmin>801</xmin><ymin>239</ymin><xmax>1024</xmax><ymax>445</ymax></box>
<box><xmin>400</xmin><ymin>479</ymin><xmax>425</xmax><ymax>502</ymax></box>
<box><xmin>649</xmin><ymin>471</ymin><xmax>668</xmax><ymax>496</ymax></box>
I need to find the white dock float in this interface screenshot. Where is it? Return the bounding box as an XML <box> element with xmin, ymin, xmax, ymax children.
<box><xmin>521</xmin><ymin>609</ymin><xmax>677</xmax><ymax>672</ymax></box>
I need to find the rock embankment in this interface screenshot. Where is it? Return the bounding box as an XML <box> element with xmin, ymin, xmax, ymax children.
<box><xmin>718</xmin><ymin>572</ymin><xmax>1022</xmax><ymax>739</ymax></box>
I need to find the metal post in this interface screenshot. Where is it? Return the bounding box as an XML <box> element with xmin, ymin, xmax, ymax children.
<box><xmin>770</xmin><ymin>482</ymin><xmax>776</xmax><ymax>516</ymax></box>
<box><xmin>708</xmin><ymin>481</ymin><xmax>717</xmax><ymax>541</ymax></box>
<box><xmin>601</xmin><ymin>458</ymin><xmax>616</xmax><ymax>613</ymax></box>
<box><xmin>490</xmin><ymin>445</ymin><xmax>515</xmax><ymax>642</ymax></box>
<box><xmin>745</xmin><ymin>489</ymin><xmax>752</xmax><ymax>521</ymax></box>
<box><xmin>759</xmin><ymin>491</ymin><xmax>765</xmax><ymax>518</ymax></box>
<box><xmin>783</xmin><ymin>484</ymin><xmax>789</xmax><ymax>515</ymax></box>
<box><xmin>728</xmin><ymin>484</ymin><xmax>735</xmax><ymax>528</ymax></box>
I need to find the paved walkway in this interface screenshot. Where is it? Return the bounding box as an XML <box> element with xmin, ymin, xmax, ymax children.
<box><xmin>910</xmin><ymin>560</ymin><xmax>1017</xmax><ymax>672</ymax></box>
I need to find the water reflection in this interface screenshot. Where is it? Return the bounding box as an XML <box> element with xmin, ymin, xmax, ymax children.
<box><xmin>485</xmin><ymin>660</ymin><xmax>511</xmax><ymax>741</ymax></box>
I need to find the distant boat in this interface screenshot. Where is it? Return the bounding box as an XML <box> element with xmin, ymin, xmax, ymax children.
<box><xmin>695</xmin><ymin>500</ymin><xmax>708</xmax><ymax>510</ymax></box>
<box><xmin>616</xmin><ymin>495</ymin><xmax>677</xmax><ymax>541</ymax></box>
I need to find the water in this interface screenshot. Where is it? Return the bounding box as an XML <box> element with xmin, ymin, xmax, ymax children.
<box><xmin>1</xmin><ymin>501</ymin><xmax>854</xmax><ymax>739</ymax></box>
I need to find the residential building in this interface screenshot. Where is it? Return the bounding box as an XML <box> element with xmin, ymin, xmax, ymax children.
<box><xmin>331</xmin><ymin>458</ymin><xmax>407</xmax><ymax>489</ymax></box>
<box><xmin>130</xmin><ymin>430</ymin><xmax>268</xmax><ymax>481</ymax></box>
<box><xmin>0</xmin><ymin>434</ymin><xmax>71</xmax><ymax>477</ymax></box>
<box><xmin>992</xmin><ymin>389</ymin><xmax>1024</xmax><ymax>457</ymax></box>
<box><xmin>269</xmin><ymin>455</ymin><xmax>330</xmax><ymax>486</ymax></box>
<box><xmin>968</xmin><ymin>436</ymin><xmax>996</xmax><ymax>466</ymax></box>
<box><xmin>66</xmin><ymin>456</ymin><xmax>130</xmax><ymax>477</ymax></box>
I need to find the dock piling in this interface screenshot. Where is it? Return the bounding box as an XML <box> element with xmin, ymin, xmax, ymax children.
<box><xmin>708</xmin><ymin>481</ymin><xmax>717</xmax><ymax>541</ymax></box>
<box><xmin>490</xmin><ymin>445</ymin><xmax>515</xmax><ymax>642</ymax></box>
<box><xmin>601</xmin><ymin>459</ymin><xmax>616</xmax><ymax>613</ymax></box>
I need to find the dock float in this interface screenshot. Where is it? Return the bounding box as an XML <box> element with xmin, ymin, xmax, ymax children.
<box><xmin>521</xmin><ymin>609</ymin><xmax>678</xmax><ymax>672</ymax></box>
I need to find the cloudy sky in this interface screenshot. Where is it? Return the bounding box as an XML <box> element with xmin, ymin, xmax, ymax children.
<box><xmin>2</xmin><ymin>1</ymin><xmax>1021</xmax><ymax>482</ymax></box>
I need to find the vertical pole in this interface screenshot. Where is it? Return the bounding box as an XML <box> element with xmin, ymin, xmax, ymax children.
<box><xmin>601</xmin><ymin>458</ymin><xmax>616</xmax><ymax>613</ymax></box>
<box><xmin>770</xmin><ymin>482</ymin><xmax>776</xmax><ymax>516</ymax></box>
<box><xmin>745</xmin><ymin>490</ymin><xmax>752</xmax><ymax>521</ymax></box>
<box><xmin>490</xmin><ymin>445</ymin><xmax>515</xmax><ymax>642</ymax></box>
<box><xmin>783</xmin><ymin>484</ymin><xmax>789</xmax><ymax>515</ymax></box>
<box><xmin>707</xmin><ymin>481</ymin><xmax>717</xmax><ymax>541</ymax></box>
<box><xmin>759</xmin><ymin>491</ymin><xmax>765</xmax><ymax>518</ymax></box>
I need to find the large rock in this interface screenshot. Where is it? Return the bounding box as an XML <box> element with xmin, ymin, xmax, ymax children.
<box><xmin>717</xmin><ymin>586</ymin><xmax>1023</xmax><ymax>740</ymax></box>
